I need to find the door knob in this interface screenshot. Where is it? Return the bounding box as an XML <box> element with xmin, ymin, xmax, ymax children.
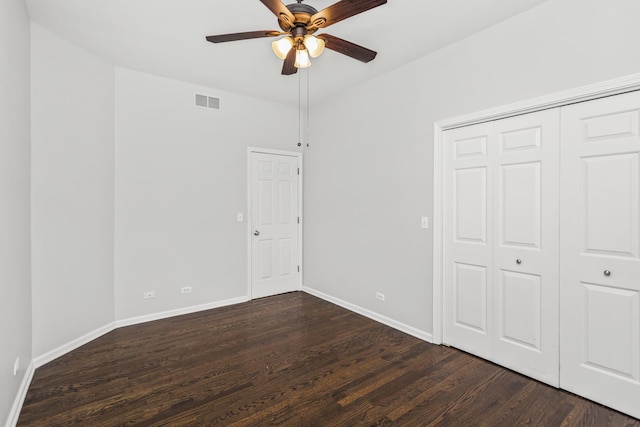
<box><xmin>253</xmin><ymin>230</ymin><xmax>260</xmax><ymax>236</ymax></box>
<box><xmin>604</xmin><ymin>270</ymin><xmax>611</xmax><ymax>276</ymax></box>
<box><xmin>516</xmin><ymin>259</ymin><xmax>522</xmax><ymax>264</ymax></box>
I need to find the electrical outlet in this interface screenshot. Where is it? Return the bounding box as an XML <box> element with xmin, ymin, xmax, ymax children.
<box><xmin>181</xmin><ymin>286</ymin><xmax>192</xmax><ymax>294</ymax></box>
<box><xmin>376</xmin><ymin>292</ymin><xmax>385</xmax><ymax>301</ymax></box>
<box><xmin>143</xmin><ymin>291</ymin><xmax>155</xmax><ymax>299</ymax></box>
<box><xmin>13</xmin><ymin>357</ymin><xmax>19</xmax><ymax>376</ymax></box>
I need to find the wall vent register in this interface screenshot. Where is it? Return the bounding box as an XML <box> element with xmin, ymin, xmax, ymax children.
<box><xmin>195</xmin><ymin>93</ymin><xmax>220</xmax><ymax>110</ymax></box>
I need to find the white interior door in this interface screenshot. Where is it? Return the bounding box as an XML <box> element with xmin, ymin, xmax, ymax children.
<box><xmin>443</xmin><ymin>122</ymin><xmax>494</xmax><ymax>360</ymax></box>
<box><xmin>492</xmin><ymin>110</ymin><xmax>560</xmax><ymax>386</ymax></box>
<box><xmin>250</xmin><ymin>151</ymin><xmax>301</xmax><ymax>299</ymax></box>
<box><xmin>443</xmin><ymin>109</ymin><xmax>560</xmax><ymax>386</ymax></box>
<box><xmin>560</xmin><ymin>91</ymin><xmax>640</xmax><ymax>418</ymax></box>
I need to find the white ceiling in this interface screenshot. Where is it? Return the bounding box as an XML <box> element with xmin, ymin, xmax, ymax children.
<box><xmin>25</xmin><ymin>0</ymin><xmax>549</xmax><ymax>106</ymax></box>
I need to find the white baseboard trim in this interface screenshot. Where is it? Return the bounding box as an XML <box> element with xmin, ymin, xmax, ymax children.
<box><xmin>114</xmin><ymin>296</ymin><xmax>250</xmax><ymax>329</ymax></box>
<box><xmin>11</xmin><ymin>291</ymin><xmax>428</xmax><ymax>426</ymax></box>
<box><xmin>14</xmin><ymin>296</ymin><xmax>249</xmax><ymax>426</ymax></box>
<box><xmin>302</xmin><ymin>286</ymin><xmax>433</xmax><ymax>343</ymax></box>
<box><xmin>5</xmin><ymin>360</ymin><xmax>35</xmax><ymax>427</ymax></box>
<box><xmin>33</xmin><ymin>322</ymin><xmax>116</xmax><ymax>369</ymax></box>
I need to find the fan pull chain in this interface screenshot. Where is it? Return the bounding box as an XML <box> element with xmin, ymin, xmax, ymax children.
<box><xmin>306</xmin><ymin>68</ymin><xmax>310</xmax><ymax>148</ymax></box>
<box><xmin>297</xmin><ymin>68</ymin><xmax>303</xmax><ymax>147</ymax></box>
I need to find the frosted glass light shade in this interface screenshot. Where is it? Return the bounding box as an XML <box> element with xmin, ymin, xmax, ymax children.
<box><xmin>272</xmin><ymin>37</ymin><xmax>294</xmax><ymax>59</ymax></box>
<box><xmin>304</xmin><ymin>35</ymin><xmax>325</xmax><ymax>58</ymax></box>
<box><xmin>295</xmin><ymin>49</ymin><xmax>311</xmax><ymax>68</ymax></box>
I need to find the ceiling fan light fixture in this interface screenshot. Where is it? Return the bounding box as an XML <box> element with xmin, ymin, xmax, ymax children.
<box><xmin>272</xmin><ymin>36</ymin><xmax>294</xmax><ymax>59</ymax></box>
<box><xmin>304</xmin><ymin>35</ymin><xmax>325</xmax><ymax>58</ymax></box>
<box><xmin>294</xmin><ymin>49</ymin><xmax>311</xmax><ymax>68</ymax></box>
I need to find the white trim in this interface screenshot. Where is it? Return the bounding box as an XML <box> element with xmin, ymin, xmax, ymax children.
<box><xmin>115</xmin><ymin>296</ymin><xmax>249</xmax><ymax>328</ymax></box>
<box><xmin>5</xmin><ymin>360</ymin><xmax>35</xmax><ymax>427</ymax></box>
<box><xmin>432</xmin><ymin>72</ymin><xmax>640</xmax><ymax>348</ymax></box>
<box><xmin>33</xmin><ymin>323</ymin><xmax>116</xmax><ymax>368</ymax></box>
<box><xmin>303</xmin><ymin>286</ymin><xmax>433</xmax><ymax>343</ymax></box>
<box><xmin>248</xmin><ymin>147</ymin><xmax>302</xmax><ymax>157</ymax></box>
<box><xmin>431</xmin><ymin>124</ymin><xmax>444</xmax><ymax>345</ymax></box>
<box><xmin>247</xmin><ymin>147</ymin><xmax>303</xmax><ymax>300</ymax></box>
<box><xmin>438</xmin><ymin>72</ymin><xmax>640</xmax><ymax>130</ymax></box>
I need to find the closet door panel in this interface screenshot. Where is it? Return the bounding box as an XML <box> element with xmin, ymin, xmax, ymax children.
<box><xmin>560</xmin><ymin>90</ymin><xmax>640</xmax><ymax>419</ymax></box>
<box><xmin>443</xmin><ymin>123</ymin><xmax>493</xmax><ymax>359</ymax></box>
<box><xmin>492</xmin><ymin>110</ymin><xmax>560</xmax><ymax>387</ymax></box>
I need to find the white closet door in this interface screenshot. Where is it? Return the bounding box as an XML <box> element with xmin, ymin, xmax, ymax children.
<box><xmin>560</xmin><ymin>91</ymin><xmax>640</xmax><ymax>418</ymax></box>
<box><xmin>443</xmin><ymin>109</ymin><xmax>560</xmax><ymax>386</ymax></box>
<box><xmin>492</xmin><ymin>110</ymin><xmax>560</xmax><ymax>386</ymax></box>
<box><xmin>443</xmin><ymin>122</ymin><xmax>494</xmax><ymax>360</ymax></box>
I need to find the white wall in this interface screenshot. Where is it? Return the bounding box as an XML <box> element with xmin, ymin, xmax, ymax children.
<box><xmin>31</xmin><ymin>23</ymin><xmax>115</xmax><ymax>358</ymax></box>
<box><xmin>114</xmin><ymin>68</ymin><xmax>298</xmax><ymax>321</ymax></box>
<box><xmin>304</xmin><ymin>0</ymin><xmax>640</xmax><ymax>335</ymax></box>
<box><xmin>0</xmin><ymin>0</ymin><xmax>32</xmax><ymax>424</ymax></box>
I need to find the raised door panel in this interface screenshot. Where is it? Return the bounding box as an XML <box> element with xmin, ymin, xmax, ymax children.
<box><xmin>499</xmin><ymin>162</ymin><xmax>541</xmax><ymax>249</ymax></box>
<box><xmin>582</xmin><ymin>283</ymin><xmax>640</xmax><ymax>382</ymax></box>
<box><xmin>582</xmin><ymin>154</ymin><xmax>639</xmax><ymax>257</ymax></box>
<box><xmin>560</xmin><ymin>90</ymin><xmax>640</xmax><ymax>419</ymax></box>
<box><xmin>498</xmin><ymin>270</ymin><xmax>541</xmax><ymax>351</ymax></box>
<box><xmin>453</xmin><ymin>262</ymin><xmax>487</xmax><ymax>333</ymax></box>
<box><xmin>454</xmin><ymin>167</ymin><xmax>487</xmax><ymax>244</ymax></box>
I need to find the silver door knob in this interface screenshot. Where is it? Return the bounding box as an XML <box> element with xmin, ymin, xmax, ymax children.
<box><xmin>516</xmin><ymin>259</ymin><xmax>522</xmax><ymax>264</ymax></box>
<box><xmin>604</xmin><ymin>270</ymin><xmax>611</xmax><ymax>276</ymax></box>
<box><xmin>253</xmin><ymin>230</ymin><xmax>260</xmax><ymax>236</ymax></box>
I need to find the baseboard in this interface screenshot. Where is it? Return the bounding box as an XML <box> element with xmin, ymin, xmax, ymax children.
<box><xmin>11</xmin><ymin>291</ymin><xmax>428</xmax><ymax>426</ymax></box>
<box><xmin>114</xmin><ymin>296</ymin><xmax>250</xmax><ymax>328</ymax></box>
<box><xmin>302</xmin><ymin>286</ymin><xmax>433</xmax><ymax>343</ymax></box>
<box><xmin>33</xmin><ymin>322</ymin><xmax>116</xmax><ymax>369</ymax></box>
<box><xmin>5</xmin><ymin>360</ymin><xmax>36</xmax><ymax>427</ymax></box>
<box><xmin>11</xmin><ymin>296</ymin><xmax>250</xmax><ymax>426</ymax></box>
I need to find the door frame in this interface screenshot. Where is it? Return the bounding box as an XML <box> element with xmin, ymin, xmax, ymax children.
<box><xmin>247</xmin><ymin>147</ymin><xmax>303</xmax><ymax>300</ymax></box>
<box><xmin>432</xmin><ymin>72</ymin><xmax>640</xmax><ymax>345</ymax></box>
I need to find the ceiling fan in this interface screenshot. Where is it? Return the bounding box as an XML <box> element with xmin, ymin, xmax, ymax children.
<box><xmin>205</xmin><ymin>0</ymin><xmax>387</xmax><ymax>75</ymax></box>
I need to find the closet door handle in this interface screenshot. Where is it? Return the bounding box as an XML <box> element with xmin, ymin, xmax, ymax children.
<box><xmin>253</xmin><ymin>230</ymin><xmax>260</xmax><ymax>236</ymax></box>
<box><xmin>516</xmin><ymin>259</ymin><xmax>522</xmax><ymax>265</ymax></box>
<box><xmin>604</xmin><ymin>270</ymin><xmax>611</xmax><ymax>276</ymax></box>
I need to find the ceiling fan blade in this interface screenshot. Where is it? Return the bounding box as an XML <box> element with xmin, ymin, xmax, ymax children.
<box><xmin>206</xmin><ymin>30</ymin><xmax>281</xmax><ymax>43</ymax></box>
<box><xmin>310</xmin><ymin>0</ymin><xmax>387</xmax><ymax>29</ymax></box>
<box><xmin>317</xmin><ymin>34</ymin><xmax>377</xmax><ymax>63</ymax></box>
<box><xmin>259</xmin><ymin>0</ymin><xmax>295</xmax><ymax>30</ymax></box>
<box><xmin>282</xmin><ymin>48</ymin><xmax>298</xmax><ymax>75</ymax></box>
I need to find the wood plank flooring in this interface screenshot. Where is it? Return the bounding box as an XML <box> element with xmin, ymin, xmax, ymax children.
<box><xmin>18</xmin><ymin>292</ymin><xmax>640</xmax><ymax>426</ymax></box>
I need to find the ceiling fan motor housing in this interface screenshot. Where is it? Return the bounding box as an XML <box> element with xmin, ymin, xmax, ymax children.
<box><xmin>279</xmin><ymin>3</ymin><xmax>325</xmax><ymax>33</ymax></box>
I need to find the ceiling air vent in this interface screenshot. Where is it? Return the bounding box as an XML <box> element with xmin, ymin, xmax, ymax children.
<box><xmin>195</xmin><ymin>93</ymin><xmax>220</xmax><ymax>110</ymax></box>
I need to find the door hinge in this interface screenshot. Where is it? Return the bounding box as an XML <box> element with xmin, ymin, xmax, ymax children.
<box><xmin>297</xmin><ymin>168</ymin><xmax>300</xmax><ymax>175</ymax></box>
<box><xmin>297</xmin><ymin>217</ymin><xmax>300</xmax><ymax>224</ymax></box>
<box><xmin>298</xmin><ymin>265</ymin><xmax>300</xmax><ymax>273</ymax></box>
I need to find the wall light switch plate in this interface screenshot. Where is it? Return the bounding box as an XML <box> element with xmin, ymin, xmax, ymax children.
<box><xmin>421</xmin><ymin>216</ymin><xmax>429</xmax><ymax>229</ymax></box>
<box><xmin>237</xmin><ymin>212</ymin><xmax>243</xmax><ymax>222</ymax></box>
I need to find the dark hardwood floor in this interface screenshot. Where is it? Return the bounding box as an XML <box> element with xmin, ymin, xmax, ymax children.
<box><xmin>18</xmin><ymin>292</ymin><xmax>640</xmax><ymax>426</ymax></box>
